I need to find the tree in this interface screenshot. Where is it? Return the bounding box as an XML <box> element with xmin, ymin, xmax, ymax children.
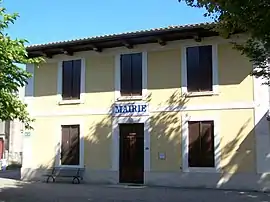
<box><xmin>0</xmin><ymin>2</ymin><xmax>43</xmax><ymax>129</ymax></box>
<box><xmin>180</xmin><ymin>0</ymin><xmax>270</xmax><ymax>82</ymax></box>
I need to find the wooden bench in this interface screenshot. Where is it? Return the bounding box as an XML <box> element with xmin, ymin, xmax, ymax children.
<box><xmin>45</xmin><ymin>167</ymin><xmax>85</xmax><ymax>184</ymax></box>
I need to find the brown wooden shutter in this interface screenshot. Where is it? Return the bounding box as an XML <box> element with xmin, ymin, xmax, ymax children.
<box><xmin>187</xmin><ymin>47</ymin><xmax>200</xmax><ymax>92</ymax></box>
<box><xmin>188</xmin><ymin>121</ymin><xmax>201</xmax><ymax>167</ymax></box>
<box><xmin>72</xmin><ymin>60</ymin><xmax>81</xmax><ymax>99</ymax></box>
<box><xmin>200</xmin><ymin>121</ymin><xmax>214</xmax><ymax>167</ymax></box>
<box><xmin>62</xmin><ymin>61</ymin><xmax>73</xmax><ymax>99</ymax></box>
<box><xmin>186</xmin><ymin>46</ymin><xmax>212</xmax><ymax>92</ymax></box>
<box><xmin>61</xmin><ymin>125</ymin><xmax>70</xmax><ymax>165</ymax></box>
<box><xmin>69</xmin><ymin>125</ymin><xmax>80</xmax><ymax>165</ymax></box>
<box><xmin>131</xmin><ymin>53</ymin><xmax>142</xmax><ymax>95</ymax></box>
<box><xmin>199</xmin><ymin>46</ymin><xmax>212</xmax><ymax>91</ymax></box>
<box><xmin>120</xmin><ymin>55</ymin><xmax>132</xmax><ymax>96</ymax></box>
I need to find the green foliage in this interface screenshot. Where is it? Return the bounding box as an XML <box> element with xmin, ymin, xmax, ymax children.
<box><xmin>180</xmin><ymin>0</ymin><xmax>270</xmax><ymax>80</ymax></box>
<box><xmin>0</xmin><ymin>1</ymin><xmax>43</xmax><ymax>129</ymax></box>
<box><xmin>6</xmin><ymin>162</ymin><xmax>22</xmax><ymax>170</ymax></box>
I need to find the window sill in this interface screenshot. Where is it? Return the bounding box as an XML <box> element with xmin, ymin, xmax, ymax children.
<box><xmin>184</xmin><ymin>167</ymin><xmax>220</xmax><ymax>173</ymax></box>
<box><xmin>58</xmin><ymin>99</ymin><xmax>84</xmax><ymax>105</ymax></box>
<box><xmin>184</xmin><ymin>91</ymin><xmax>218</xmax><ymax>97</ymax></box>
<box><xmin>116</xmin><ymin>96</ymin><xmax>144</xmax><ymax>101</ymax></box>
<box><xmin>57</xmin><ymin>165</ymin><xmax>84</xmax><ymax>168</ymax></box>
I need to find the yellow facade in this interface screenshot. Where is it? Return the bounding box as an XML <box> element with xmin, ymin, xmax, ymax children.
<box><xmin>24</xmin><ymin>38</ymin><xmax>261</xmax><ymax>189</ymax></box>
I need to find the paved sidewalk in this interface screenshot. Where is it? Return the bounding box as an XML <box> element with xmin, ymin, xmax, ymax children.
<box><xmin>0</xmin><ymin>170</ymin><xmax>20</xmax><ymax>180</ymax></box>
<box><xmin>0</xmin><ymin>178</ymin><xmax>270</xmax><ymax>202</ymax></box>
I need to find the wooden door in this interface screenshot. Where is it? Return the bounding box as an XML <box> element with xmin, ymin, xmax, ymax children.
<box><xmin>119</xmin><ymin>123</ymin><xmax>144</xmax><ymax>184</ymax></box>
<box><xmin>0</xmin><ymin>138</ymin><xmax>3</xmax><ymax>159</ymax></box>
<box><xmin>61</xmin><ymin>125</ymin><xmax>80</xmax><ymax>165</ymax></box>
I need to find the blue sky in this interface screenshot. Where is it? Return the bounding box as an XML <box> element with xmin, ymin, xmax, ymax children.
<box><xmin>5</xmin><ymin>0</ymin><xmax>211</xmax><ymax>45</ymax></box>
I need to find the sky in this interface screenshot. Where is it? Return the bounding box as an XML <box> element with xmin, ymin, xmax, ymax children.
<box><xmin>4</xmin><ymin>0</ymin><xmax>211</xmax><ymax>46</ymax></box>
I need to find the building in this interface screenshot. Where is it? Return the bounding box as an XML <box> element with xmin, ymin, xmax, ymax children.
<box><xmin>0</xmin><ymin>87</ymin><xmax>25</xmax><ymax>166</ymax></box>
<box><xmin>22</xmin><ymin>22</ymin><xmax>270</xmax><ymax>191</ymax></box>
<box><xmin>0</xmin><ymin>120</ymin><xmax>24</xmax><ymax>166</ymax></box>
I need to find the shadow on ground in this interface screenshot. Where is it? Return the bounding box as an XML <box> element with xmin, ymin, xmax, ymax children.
<box><xmin>0</xmin><ymin>169</ymin><xmax>21</xmax><ymax>180</ymax></box>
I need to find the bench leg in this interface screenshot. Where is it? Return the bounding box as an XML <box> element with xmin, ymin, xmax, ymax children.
<box><xmin>72</xmin><ymin>177</ymin><xmax>80</xmax><ymax>184</ymax></box>
<box><xmin>46</xmin><ymin>176</ymin><xmax>55</xmax><ymax>183</ymax></box>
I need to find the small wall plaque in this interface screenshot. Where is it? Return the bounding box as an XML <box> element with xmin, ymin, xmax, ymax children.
<box><xmin>24</xmin><ymin>131</ymin><xmax>31</xmax><ymax>137</ymax></box>
<box><xmin>158</xmin><ymin>152</ymin><xmax>166</xmax><ymax>160</ymax></box>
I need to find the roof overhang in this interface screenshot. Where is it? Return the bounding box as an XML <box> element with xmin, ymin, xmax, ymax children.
<box><xmin>26</xmin><ymin>22</ymin><xmax>219</xmax><ymax>58</ymax></box>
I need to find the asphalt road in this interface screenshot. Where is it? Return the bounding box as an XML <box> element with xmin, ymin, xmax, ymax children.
<box><xmin>0</xmin><ymin>178</ymin><xmax>270</xmax><ymax>202</ymax></box>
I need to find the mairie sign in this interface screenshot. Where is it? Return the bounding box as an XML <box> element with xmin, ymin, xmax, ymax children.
<box><xmin>114</xmin><ymin>103</ymin><xmax>148</xmax><ymax>115</ymax></box>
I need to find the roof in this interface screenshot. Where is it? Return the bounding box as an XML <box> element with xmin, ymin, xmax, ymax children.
<box><xmin>27</xmin><ymin>22</ymin><xmax>217</xmax><ymax>58</ymax></box>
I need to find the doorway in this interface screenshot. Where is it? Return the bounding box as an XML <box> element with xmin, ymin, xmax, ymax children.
<box><xmin>119</xmin><ymin>123</ymin><xmax>144</xmax><ymax>184</ymax></box>
<box><xmin>0</xmin><ymin>138</ymin><xmax>4</xmax><ymax>159</ymax></box>
<box><xmin>61</xmin><ymin>125</ymin><xmax>80</xmax><ymax>165</ymax></box>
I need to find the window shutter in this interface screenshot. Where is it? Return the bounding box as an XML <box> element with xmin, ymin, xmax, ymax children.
<box><xmin>200</xmin><ymin>121</ymin><xmax>215</xmax><ymax>167</ymax></box>
<box><xmin>72</xmin><ymin>60</ymin><xmax>81</xmax><ymax>99</ymax></box>
<box><xmin>120</xmin><ymin>55</ymin><xmax>132</xmax><ymax>96</ymax></box>
<box><xmin>186</xmin><ymin>45</ymin><xmax>213</xmax><ymax>92</ymax></box>
<box><xmin>61</xmin><ymin>125</ymin><xmax>70</xmax><ymax>165</ymax></box>
<box><xmin>188</xmin><ymin>121</ymin><xmax>201</xmax><ymax>167</ymax></box>
<box><xmin>199</xmin><ymin>46</ymin><xmax>213</xmax><ymax>91</ymax></box>
<box><xmin>69</xmin><ymin>125</ymin><xmax>80</xmax><ymax>165</ymax></box>
<box><xmin>187</xmin><ymin>47</ymin><xmax>200</xmax><ymax>92</ymax></box>
<box><xmin>131</xmin><ymin>53</ymin><xmax>142</xmax><ymax>95</ymax></box>
<box><xmin>62</xmin><ymin>61</ymin><xmax>73</xmax><ymax>99</ymax></box>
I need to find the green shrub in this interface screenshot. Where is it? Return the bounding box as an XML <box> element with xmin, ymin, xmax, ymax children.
<box><xmin>6</xmin><ymin>163</ymin><xmax>22</xmax><ymax>170</ymax></box>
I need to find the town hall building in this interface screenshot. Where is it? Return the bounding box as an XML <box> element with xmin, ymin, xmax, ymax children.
<box><xmin>22</xmin><ymin>22</ymin><xmax>270</xmax><ymax>191</ymax></box>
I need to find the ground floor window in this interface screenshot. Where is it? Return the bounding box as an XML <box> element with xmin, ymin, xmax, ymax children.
<box><xmin>188</xmin><ymin>121</ymin><xmax>215</xmax><ymax>167</ymax></box>
<box><xmin>61</xmin><ymin>125</ymin><xmax>80</xmax><ymax>165</ymax></box>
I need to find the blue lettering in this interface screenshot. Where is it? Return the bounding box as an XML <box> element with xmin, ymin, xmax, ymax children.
<box><xmin>114</xmin><ymin>104</ymin><xmax>147</xmax><ymax>114</ymax></box>
<box><xmin>122</xmin><ymin>106</ymin><xmax>128</xmax><ymax>113</ymax></box>
<box><xmin>137</xmin><ymin>105</ymin><xmax>142</xmax><ymax>112</ymax></box>
<box><xmin>119</xmin><ymin>106</ymin><xmax>123</xmax><ymax>113</ymax></box>
<box><xmin>128</xmin><ymin>105</ymin><xmax>133</xmax><ymax>113</ymax></box>
<box><xmin>141</xmin><ymin>105</ymin><xmax>147</xmax><ymax>112</ymax></box>
<box><xmin>115</xmin><ymin>106</ymin><xmax>121</xmax><ymax>113</ymax></box>
<box><xmin>132</xmin><ymin>105</ymin><xmax>137</xmax><ymax>112</ymax></box>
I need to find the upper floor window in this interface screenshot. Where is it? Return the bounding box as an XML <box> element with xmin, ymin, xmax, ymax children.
<box><xmin>62</xmin><ymin>60</ymin><xmax>81</xmax><ymax>100</ymax></box>
<box><xmin>120</xmin><ymin>53</ymin><xmax>142</xmax><ymax>96</ymax></box>
<box><xmin>182</xmin><ymin>44</ymin><xmax>218</xmax><ymax>95</ymax></box>
<box><xmin>186</xmin><ymin>45</ymin><xmax>213</xmax><ymax>92</ymax></box>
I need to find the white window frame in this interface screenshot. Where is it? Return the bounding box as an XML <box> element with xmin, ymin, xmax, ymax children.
<box><xmin>115</xmin><ymin>52</ymin><xmax>147</xmax><ymax>101</ymax></box>
<box><xmin>111</xmin><ymin>116</ymin><xmax>150</xmax><ymax>182</ymax></box>
<box><xmin>181</xmin><ymin>113</ymin><xmax>221</xmax><ymax>173</ymax></box>
<box><xmin>181</xmin><ymin>44</ymin><xmax>219</xmax><ymax>97</ymax></box>
<box><xmin>55</xmin><ymin>118</ymin><xmax>84</xmax><ymax>168</ymax></box>
<box><xmin>57</xmin><ymin>58</ymin><xmax>86</xmax><ymax>105</ymax></box>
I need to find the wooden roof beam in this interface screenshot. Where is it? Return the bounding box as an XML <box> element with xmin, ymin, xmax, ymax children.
<box><xmin>123</xmin><ymin>41</ymin><xmax>133</xmax><ymax>49</ymax></box>
<box><xmin>61</xmin><ymin>49</ymin><xmax>74</xmax><ymax>56</ymax></box>
<box><xmin>90</xmin><ymin>45</ymin><xmax>102</xmax><ymax>52</ymax></box>
<box><xmin>157</xmin><ymin>38</ymin><xmax>166</xmax><ymax>46</ymax></box>
<box><xmin>193</xmin><ymin>34</ymin><xmax>202</xmax><ymax>42</ymax></box>
<box><xmin>41</xmin><ymin>52</ymin><xmax>53</xmax><ymax>58</ymax></box>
